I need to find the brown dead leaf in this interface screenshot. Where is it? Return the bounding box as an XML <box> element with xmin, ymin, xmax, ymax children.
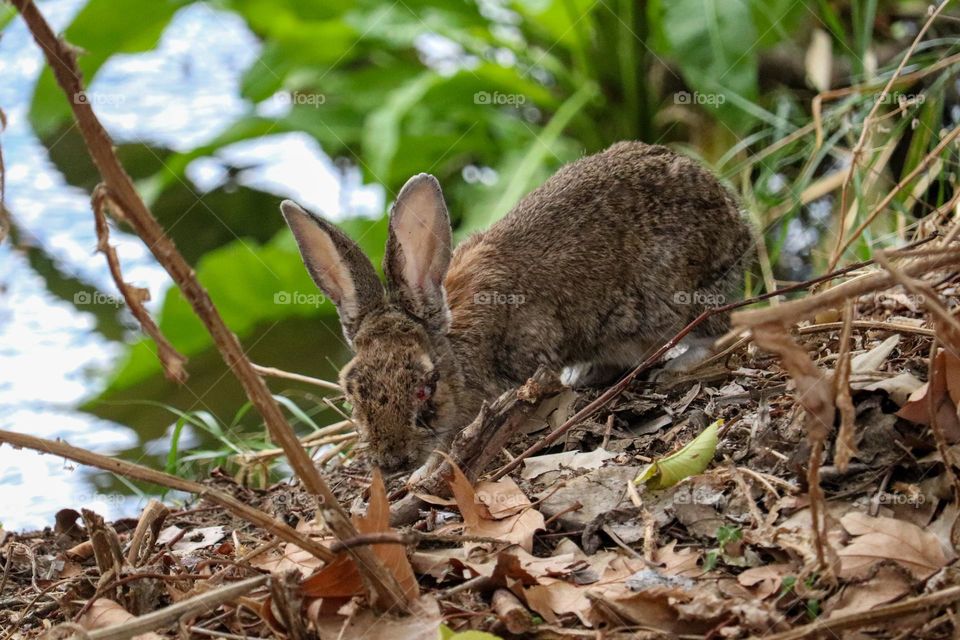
<box><xmin>303</xmin><ymin>470</ymin><xmax>418</xmax><ymax>600</ymax></box>
<box><xmin>522</xmin><ymin>553</ymin><xmax>645</xmax><ymax>626</ymax></box>
<box><xmin>79</xmin><ymin>599</ymin><xmax>163</xmax><ymax>639</ymax></box>
<box><xmin>826</xmin><ymin>565</ymin><xmax>912</xmax><ymax>619</ymax></box>
<box><xmin>252</xmin><ymin>521</ymin><xmax>328</xmax><ymax>575</ymax></box>
<box><xmin>897</xmin><ymin>349</ymin><xmax>960</xmax><ymax>442</ymax></box>
<box><xmin>301</xmin><ymin>553</ymin><xmax>363</xmax><ymax>598</ymax></box>
<box><xmin>839</xmin><ymin>512</ymin><xmax>952</xmax><ymax>579</ymax></box>
<box><xmin>736</xmin><ymin>564</ymin><xmax>792</xmax><ymax>599</ymax></box>
<box><xmin>312</xmin><ymin>595</ymin><xmax>443</xmax><ymax>639</ymax></box>
<box><xmin>449</xmin><ymin>462</ymin><xmax>544</xmax><ymax>551</ymax></box>
<box><xmin>355</xmin><ymin>470</ymin><xmax>419</xmax><ymax>601</ymax></box>
<box><xmin>651</xmin><ymin>540</ymin><xmax>700</xmax><ymax>577</ymax></box>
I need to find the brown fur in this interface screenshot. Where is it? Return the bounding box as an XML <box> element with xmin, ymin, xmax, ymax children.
<box><xmin>281</xmin><ymin>141</ymin><xmax>753</xmax><ymax>471</ymax></box>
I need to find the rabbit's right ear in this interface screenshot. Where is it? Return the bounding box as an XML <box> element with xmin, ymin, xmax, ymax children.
<box><xmin>280</xmin><ymin>201</ymin><xmax>384</xmax><ymax>344</ymax></box>
<box><xmin>384</xmin><ymin>174</ymin><xmax>453</xmax><ymax>333</ymax></box>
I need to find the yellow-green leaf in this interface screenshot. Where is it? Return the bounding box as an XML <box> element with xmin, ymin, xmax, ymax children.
<box><xmin>634</xmin><ymin>419</ymin><xmax>721</xmax><ymax>490</ymax></box>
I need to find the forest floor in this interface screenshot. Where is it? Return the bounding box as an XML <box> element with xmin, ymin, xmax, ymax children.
<box><xmin>3</xmin><ymin>255</ymin><xmax>960</xmax><ymax>639</ymax></box>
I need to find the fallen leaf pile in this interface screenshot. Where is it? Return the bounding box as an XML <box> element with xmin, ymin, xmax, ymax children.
<box><xmin>4</xmin><ymin>280</ymin><xmax>960</xmax><ymax>639</ymax></box>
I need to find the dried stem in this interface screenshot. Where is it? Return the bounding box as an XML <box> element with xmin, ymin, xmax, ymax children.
<box><xmin>762</xmin><ymin>585</ymin><xmax>960</xmax><ymax>640</ymax></box>
<box><xmin>832</xmin><ymin>124</ymin><xmax>960</xmax><ymax>267</ymax></box>
<box><xmin>833</xmin><ymin>301</ymin><xmax>857</xmax><ymax>471</ymax></box>
<box><xmin>0</xmin><ymin>429</ymin><xmax>335</xmax><ymax>562</ymax></box>
<box><xmin>252</xmin><ymin>363</ymin><xmax>342</xmax><ymax>392</ymax></box>
<box><xmin>92</xmin><ymin>186</ymin><xmax>187</xmax><ymax>383</ymax></box>
<box><xmin>9</xmin><ymin>0</ymin><xmax>409</xmax><ymax>612</ymax></box>
<box><xmin>832</xmin><ymin>0</ymin><xmax>951</xmax><ymax>267</ymax></box>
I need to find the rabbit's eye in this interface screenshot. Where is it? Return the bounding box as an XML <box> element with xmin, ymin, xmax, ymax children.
<box><xmin>415</xmin><ymin>384</ymin><xmax>433</xmax><ymax>402</ymax></box>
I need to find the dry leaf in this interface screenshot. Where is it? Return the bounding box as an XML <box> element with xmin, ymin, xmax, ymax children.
<box><xmin>79</xmin><ymin>599</ymin><xmax>163</xmax><ymax>639</ymax></box>
<box><xmin>736</xmin><ymin>564</ymin><xmax>791</xmax><ymax>599</ymax></box>
<box><xmin>651</xmin><ymin>539</ymin><xmax>701</xmax><ymax>577</ymax></box>
<box><xmin>355</xmin><ymin>469</ymin><xmax>419</xmax><ymax>601</ymax></box>
<box><xmin>838</xmin><ymin>512</ymin><xmax>951</xmax><ymax>579</ymax></box>
<box><xmin>157</xmin><ymin>525</ymin><xmax>226</xmax><ymax>556</ymax></box>
<box><xmin>898</xmin><ymin>349</ymin><xmax>960</xmax><ymax>442</ymax></box>
<box><xmin>312</xmin><ymin>595</ymin><xmax>443</xmax><ymax>639</ymax></box>
<box><xmin>521</xmin><ymin>448</ymin><xmax>617</xmax><ymax>481</ymax></box>
<box><xmin>825</xmin><ymin>565</ymin><xmax>911</xmax><ymax>619</ymax></box>
<box><xmin>853</xmin><ymin>371</ymin><xmax>924</xmax><ymax>406</ymax></box>
<box><xmin>303</xmin><ymin>470</ymin><xmax>418</xmax><ymax>600</ymax></box>
<box><xmin>850</xmin><ymin>335</ymin><xmax>900</xmax><ymax>374</ymax></box>
<box><xmin>450</xmin><ymin>463</ymin><xmax>544</xmax><ymax>551</ymax></box>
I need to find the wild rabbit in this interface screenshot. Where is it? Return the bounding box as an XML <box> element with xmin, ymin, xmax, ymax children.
<box><xmin>281</xmin><ymin>141</ymin><xmax>752</xmax><ymax>471</ymax></box>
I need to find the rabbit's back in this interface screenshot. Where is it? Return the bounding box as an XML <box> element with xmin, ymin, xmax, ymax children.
<box><xmin>445</xmin><ymin>141</ymin><xmax>752</xmax><ymax>387</ymax></box>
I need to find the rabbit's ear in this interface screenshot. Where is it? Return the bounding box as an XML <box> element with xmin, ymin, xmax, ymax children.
<box><xmin>281</xmin><ymin>200</ymin><xmax>384</xmax><ymax>343</ymax></box>
<box><xmin>384</xmin><ymin>173</ymin><xmax>453</xmax><ymax>332</ymax></box>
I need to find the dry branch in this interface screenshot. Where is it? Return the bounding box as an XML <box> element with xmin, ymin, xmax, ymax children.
<box><xmin>760</xmin><ymin>585</ymin><xmax>960</xmax><ymax>640</ymax></box>
<box><xmin>77</xmin><ymin>575</ymin><xmax>268</xmax><ymax>640</ymax></box>
<box><xmin>9</xmin><ymin>0</ymin><xmax>409</xmax><ymax>612</ymax></box>
<box><xmin>733</xmin><ymin>248</ymin><xmax>960</xmax><ymax>328</ymax></box>
<box><xmin>92</xmin><ymin>186</ymin><xmax>187</xmax><ymax>383</ymax></box>
<box><xmin>0</xmin><ymin>429</ymin><xmax>334</xmax><ymax>562</ymax></box>
<box><xmin>832</xmin><ymin>0</ymin><xmax>952</xmax><ymax>266</ymax></box>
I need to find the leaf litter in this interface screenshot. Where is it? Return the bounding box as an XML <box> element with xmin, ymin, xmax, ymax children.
<box><xmin>3</xmin><ymin>280</ymin><xmax>960</xmax><ymax>638</ymax></box>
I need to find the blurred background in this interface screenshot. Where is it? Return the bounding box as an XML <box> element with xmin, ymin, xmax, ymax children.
<box><xmin>0</xmin><ymin>0</ymin><xmax>957</xmax><ymax>529</ymax></box>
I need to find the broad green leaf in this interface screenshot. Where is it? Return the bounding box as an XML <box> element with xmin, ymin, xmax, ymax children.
<box><xmin>635</xmin><ymin>419</ymin><xmax>721</xmax><ymax>490</ymax></box>
<box><xmin>647</xmin><ymin>0</ymin><xmax>759</xmax><ymax>132</ymax></box>
<box><xmin>460</xmin><ymin>80</ymin><xmax>598</xmax><ymax>233</ymax></box>
<box><xmin>104</xmin><ymin>215</ymin><xmax>388</xmax><ymax>392</ymax></box>
<box><xmin>438</xmin><ymin>625</ymin><xmax>503</xmax><ymax>640</ymax></box>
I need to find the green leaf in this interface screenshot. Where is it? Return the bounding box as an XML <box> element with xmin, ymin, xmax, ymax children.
<box><xmin>104</xmin><ymin>214</ymin><xmax>388</xmax><ymax>392</ymax></box>
<box><xmin>635</xmin><ymin>419</ymin><xmax>721</xmax><ymax>489</ymax></box>
<box><xmin>459</xmin><ymin>80</ymin><xmax>597</xmax><ymax>234</ymax></box>
<box><xmin>647</xmin><ymin>0</ymin><xmax>759</xmax><ymax>132</ymax></box>
<box><xmin>438</xmin><ymin>625</ymin><xmax>503</xmax><ymax>640</ymax></box>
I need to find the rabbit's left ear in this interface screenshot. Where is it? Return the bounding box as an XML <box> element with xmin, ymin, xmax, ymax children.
<box><xmin>384</xmin><ymin>173</ymin><xmax>453</xmax><ymax>332</ymax></box>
